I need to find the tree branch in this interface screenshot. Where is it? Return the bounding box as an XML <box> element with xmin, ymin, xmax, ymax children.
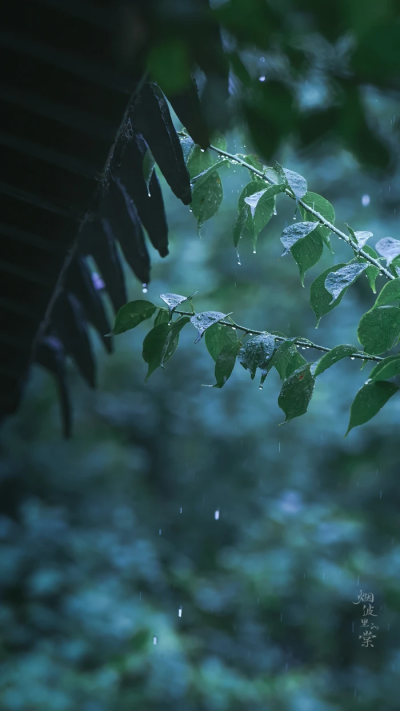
<box><xmin>174</xmin><ymin>310</ymin><xmax>383</xmax><ymax>363</ymax></box>
<box><xmin>209</xmin><ymin>145</ymin><xmax>395</xmax><ymax>282</ymax></box>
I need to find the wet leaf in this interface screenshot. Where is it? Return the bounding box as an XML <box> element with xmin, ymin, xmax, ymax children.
<box><xmin>113</xmin><ymin>300</ymin><xmax>156</xmax><ymax>335</ymax></box>
<box><xmin>312</xmin><ymin>344</ymin><xmax>359</xmax><ymax>377</ymax></box>
<box><xmin>375</xmin><ymin>237</ymin><xmax>400</xmax><ymax>266</ymax></box>
<box><xmin>269</xmin><ymin>340</ymin><xmax>307</xmax><ymax>381</ymax></box>
<box><xmin>310</xmin><ymin>263</ymin><xmax>347</xmax><ymax>327</ymax></box>
<box><xmin>238</xmin><ymin>334</ymin><xmax>276</xmax><ymax>380</ymax></box>
<box><xmin>325</xmin><ymin>263</ymin><xmax>368</xmax><ymax>303</ymax></box>
<box><xmin>280</xmin><ymin>221</ymin><xmax>318</xmax><ymax>256</ymax></box>
<box><xmin>191</xmin><ymin>171</ymin><xmax>223</xmax><ymax>227</ymax></box>
<box><xmin>191</xmin><ymin>311</ymin><xmax>227</xmax><ymax>343</ymax></box>
<box><xmin>346</xmin><ymin>381</ymin><xmax>399</xmax><ymax>435</ymax></box>
<box><xmin>299</xmin><ymin>191</ymin><xmax>335</xmax><ymax>252</ymax></box>
<box><xmin>233</xmin><ymin>205</ymin><xmax>249</xmax><ymax>248</ymax></box>
<box><xmin>214</xmin><ymin>340</ymin><xmax>239</xmax><ymax>388</ymax></box>
<box><xmin>290</xmin><ymin>229</ymin><xmax>324</xmax><ymax>286</ymax></box>
<box><xmin>142</xmin><ymin>317</ymin><xmax>190</xmax><ymax>380</ymax></box>
<box><xmin>160</xmin><ymin>292</ymin><xmax>196</xmax><ymax>317</ymax></box>
<box><xmin>283</xmin><ymin>168</ymin><xmax>307</xmax><ymax>200</ymax></box>
<box><xmin>154</xmin><ymin>308</ymin><xmax>170</xmax><ymax>326</ymax></box>
<box><xmin>368</xmin><ymin>355</ymin><xmax>400</xmax><ymax>382</ymax></box>
<box><xmin>161</xmin><ymin>316</ymin><xmax>191</xmax><ymax>366</ymax></box>
<box><xmin>205</xmin><ymin>322</ymin><xmax>238</xmax><ymax>362</ymax></box>
<box><xmin>358</xmin><ymin>306</ymin><xmax>400</xmax><ymax>355</ymax></box>
<box><xmin>278</xmin><ymin>364</ymin><xmax>315</xmax><ymax>423</ymax></box>
<box><xmin>191</xmin><ymin>159</ymin><xmax>229</xmax><ymax>189</ymax></box>
<box><xmin>355</xmin><ymin>244</ymin><xmax>381</xmax><ymax>293</ymax></box>
<box><xmin>372</xmin><ymin>279</ymin><xmax>400</xmax><ymax>308</ymax></box>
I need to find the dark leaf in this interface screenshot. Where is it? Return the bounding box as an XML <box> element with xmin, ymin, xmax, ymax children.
<box><xmin>65</xmin><ymin>254</ymin><xmax>113</xmax><ymax>353</ymax></box>
<box><xmin>269</xmin><ymin>340</ymin><xmax>307</xmax><ymax>381</ymax></box>
<box><xmin>53</xmin><ymin>292</ymin><xmax>96</xmax><ymax>388</ymax></box>
<box><xmin>116</xmin><ymin>134</ymin><xmax>169</xmax><ymax>257</ymax></box>
<box><xmin>103</xmin><ymin>178</ymin><xmax>150</xmax><ymax>285</ymax></box>
<box><xmin>373</xmin><ymin>279</ymin><xmax>400</xmax><ymax>309</ymax></box>
<box><xmin>168</xmin><ymin>79</ymin><xmax>210</xmax><ymax>149</ymax></box>
<box><xmin>368</xmin><ymin>355</ymin><xmax>400</xmax><ymax>383</ymax></box>
<box><xmin>35</xmin><ymin>336</ymin><xmax>72</xmax><ymax>438</ymax></box>
<box><xmin>131</xmin><ymin>82</ymin><xmax>192</xmax><ymax>204</ymax></box>
<box><xmin>80</xmin><ymin>218</ymin><xmax>127</xmax><ymax>313</ymax></box>
<box><xmin>191</xmin><ymin>171</ymin><xmax>223</xmax><ymax>227</ymax></box>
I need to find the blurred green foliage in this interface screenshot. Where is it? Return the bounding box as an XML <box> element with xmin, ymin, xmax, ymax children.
<box><xmin>2</xmin><ymin>1</ymin><xmax>400</xmax><ymax>708</ymax></box>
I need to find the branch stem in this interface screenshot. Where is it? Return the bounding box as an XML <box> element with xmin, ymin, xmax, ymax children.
<box><xmin>174</xmin><ymin>310</ymin><xmax>383</xmax><ymax>363</ymax></box>
<box><xmin>209</xmin><ymin>145</ymin><xmax>394</xmax><ymax>281</ymax></box>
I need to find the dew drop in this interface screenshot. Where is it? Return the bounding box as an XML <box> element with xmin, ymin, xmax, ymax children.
<box><xmin>259</xmin><ymin>384</ymin><xmax>263</xmax><ymax>390</ymax></box>
<box><xmin>142</xmin><ymin>283</ymin><xmax>148</xmax><ymax>294</ymax></box>
<box><xmin>200</xmin><ymin>148</ymin><xmax>205</xmax><ymax>153</ymax></box>
<box><xmin>351</xmin><ymin>357</ymin><xmax>355</xmax><ymax>360</ymax></box>
<box><xmin>232</xmin><ymin>327</ymin><xmax>236</xmax><ymax>330</ymax></box>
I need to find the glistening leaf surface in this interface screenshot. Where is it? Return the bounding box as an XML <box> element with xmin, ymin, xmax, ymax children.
<box><xmin>278</xmin><ymin>364</ymin><xmax>315</xmax><ymax>423</ymax></box>
<box><xmin>113</xmin><ymin>300</ymin><xmax>156</xmax><ymax>335</ymax></box>
<box><xmin>358</xmin><ymin>306</ymin><xmax>400</xmax><ymax>355</ymax></box>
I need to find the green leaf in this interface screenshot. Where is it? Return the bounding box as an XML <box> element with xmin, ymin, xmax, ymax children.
<box><xmin>142</xmin><ymin>317</ymin><xmax>190</xmax><ymax>381</ymax></box>
<box><xmin>113</xmin><ymin>300</ymin><xmax>156</xmax><ymax>335</ymax></box>
<box><xmin>238</xmin><ymin>153</ymin><xmax>264</xmax><ymax>175</ymax></box>
<box><xmin>309</xmin><ymin>263</ymin><xmax>347</xmax><ymax>327</ymax></box>
<box><xmin>154</xmin><ymin>308</ymin><xmax>170</xmax><ymax>326</ymax></box>
<box><xmin>346</xmin><ymin>381</ymin><xmax>399</xmax><ymax>435</ymax></box>
<box><xmin>190</xmin><ymin>311</ymin><xmax>227</xmax><ymax>343</ymax></box>
<box><xmin>283</xmin><ymin>168</ymin><xmax>307</xmax><ymax>200</ymax></box>
<box><xmin>214</xmin><ymin>340</ymin><xmax>239</xmax><ymax>388</ymax></box>
<box><xmin>143</xmin><ymin>149</ymin><xmax>156</xmax><ymax>195</ymax></box>
<box><xmin>280</xmin><ymin>221</ymin><xmax>318</xmax><ymax>256</ymax></box>
<box><xmin>269</xmin><ymin>340</ymin><xmax>307</xmax><ymax>381</ymax></box>
<box><xmin>299</xmin><ymin>191</ymin><xmax>335</xmax><ymax>252</ymax></box>
<box><xmin>278</xmin><ymin>364</ymin><xmax>315</xmax><ymax>423</ymax></box>
<box><xmin>290</xmin><ymin>228</ymin><xmax>324</xmax><ymax>286</ymax></box>
<box><xmin>273</xmin><ymin>161</ymin><xmax>288</xmax><ymax>185</ymax></box>
<box><xmin>312</xmin><ymin>344</ymin><xmax>359</xmax><ymax>377</ymax></box>
<box><xmin>368</xmin><ymin>355</ymin><xmax>400</xmax><ymax>383</ymax></box>
<box><xmin>358</xmin><ymin>306</ymin><xmax>400</xmax><ymax>355</ymax></box>
<box><xmin>142</xmin><ymin>323</ymin><xmax>170</xmax><ymax>381</ymax></box>
<box><xmin>375</xmin><ymin>237</ymin><xmax>400</xmax><ymax>266</ymax></box>
<box><xmin>324</xmin><ymin>263</ymin><xmax>368</xmax><ymax>303</ymax></box>
<box><xmin>187</xmin><ymin>145</ymin><xmax>214</xmax><ymax>180</ymax></box>
<box><xmin>205</xmin><ymin>322</ymin><xmax>238</xmax><ymax>362</ymax></box>
<box><xmin>233</xmin><ymin>205</ymin><xmax>250</xmax><ymax>249</ymax></box>
<box><xmin>355</xmin><ymin>245</ymin><xmax>381</xmax><ymax>293</ymax></box>
<box><xmin>243</xmin><ymin>184</ymin><xmax>284</xmax><ymax>249</ymax></box>
<box><xmin>191</xmin><ymin>171</ymin><xmax>223</xmax><ymax>227</ymax></box>
<box><xmin>238</xmin><ymin>334</ymin><xmax>276</xmax><ymax>380</ymax></box>
<box><xmin>160</xmin><ymin>292</ymin><xmax>196</xmax><ymax>317</ymax></box>
<box><xmin>191</xmin><ymin>159</ymin><xmax>229</xmax><ymax>189</ymax></box>
<box><xmin>238</xmin><ymin>181</ymin><xmax>267</xmax><ymax>213</ymax></box>
<box><xmin>372</xmin><ymin>279</ymin><xmax>400</xmax><ymax>308</ymax></box>
<box><xmin>161</xmin><ymin>316</ymin><xmax>191</xmax><ymax>366</ymax></box>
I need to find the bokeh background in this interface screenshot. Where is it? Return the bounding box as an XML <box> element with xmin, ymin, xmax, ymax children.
<box><xmin>1</xmin><ymin>76</ymin><xmax>400</xmax><ymax>711</ymax></box>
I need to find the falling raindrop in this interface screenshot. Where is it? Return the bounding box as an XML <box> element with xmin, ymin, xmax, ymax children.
<box><xmin>200</xmin><ymin>149</ymin><xmax>205</xmax><ymax>153</ymax></box>
<box><xmin>214</xmin><ymin>510</ymin><xmax>220</xmax><ymax>520</ymax></box>
<box><xmin>178</xmin><ymin>607</ymin><xmax>182</xmax><ymax>617</ymax></box>
<box><xmin>180</xmin><ymin>507</ymin><xmax>182</xmax><ymax>513</ymax></box>
<box><xmin>142</xmin><ymin>283</ymin><xmax>148</xmax><ymax>294</ymax></box>
<box><xmin>351</xmin><ymin>357</ymin><xmax>355</xmax><ymax>360</ymax></box>
<box><xmin>362</xmin><ymin>194</ymin><xmax>370</xmax><ymax>206</ymax></box>
<box><xmin>159</xmin><ymin>529</ymin><xmax>162</xmax><ymax>535</ymax></box>
<box><xmin>278</xmin><ymin>442</ymin><xmax>281</xmax><ymax>452</ymax></box>
<box><xmin>280</xmin><ymin>612</ymin><xmax>283</xmax><ymax>621</ymax></box>
<box><xmin>253</xmin><ymin>250</ymin><xmax>256</xmax><ymax>254</ymax></box>
<box><xmin>259</xmin><ymin>384</ymin><xmax>263</xmax><ymax>390</ymax></box>
<box><xmin>380</xmin><ymin>491</ymin><xmax>382</xmax><ymax>499</ymax></box>
<box><xmin>259</xmin><ymin>75</ymin><xmax>266</xmax><ymax>82</ymax></box>
<box><xmin>153</xmin><ymin>636</ymin><xmax>158</xmax><ymax>645</ymax></box>
<box><xmin>352</xmin><ymin>621</ymin><xmax>354</xmax><ymax>633</ymax></box>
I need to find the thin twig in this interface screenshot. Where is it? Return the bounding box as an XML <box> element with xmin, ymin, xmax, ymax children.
<box><xmin>174</xmin><ymin>310</ymin><xmax>383</xmax><ymax>363</ymax></box>
<box><xmin>209</xmin><ymin>145</ymin><xmax>394</xmax><ymax>281</ymax></box>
